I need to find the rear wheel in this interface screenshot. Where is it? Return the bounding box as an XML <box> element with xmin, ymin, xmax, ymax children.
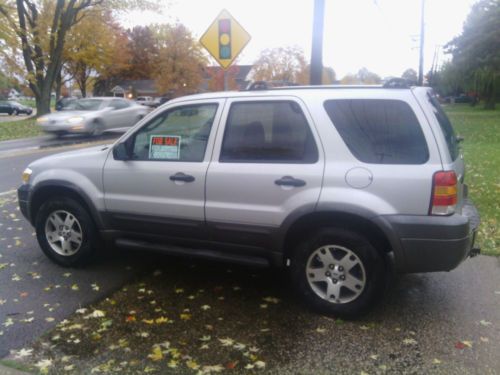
<box><xmin>35</xmin><ymin>197</ymin><xmax>100</xmax><ymax>267</ymax></box>
<box><xmin>290</xmin><ymin>227</ymin><xmax>387</xmax><ymax>318</ymax></box>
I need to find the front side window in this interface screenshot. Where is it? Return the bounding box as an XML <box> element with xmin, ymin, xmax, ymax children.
<box><xmin>324</xmin><ymin>99</ymin><xmax>429</xmax><ymax>164</ymax></box>
<box><xmin>130</xmin><ymin>103</ymin><xmax>218</xmax><ymax>162</ymax></box>
<box><xmin>220</xmin><ymin>101</ymin><xmax>318</xmax><ymax>163</ymax></box>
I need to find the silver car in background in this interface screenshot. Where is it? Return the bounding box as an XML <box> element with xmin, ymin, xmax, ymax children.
<box><xmin>37</xmin><ymin>97</ymin><xmax>149</xmax><ymax>137</ymax></box>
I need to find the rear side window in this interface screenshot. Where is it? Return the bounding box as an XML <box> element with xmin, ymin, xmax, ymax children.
<box><xmin>427</xmin><ymin>94</ymin><xmax>459</xmax><ymax>161</ymax></box>
<box><xmin>220</xmin><ymin>101</ymin><xmax>318</xmax><ymax>163</ymax></box>
<box><xmin>324</xmin><ymin>99</ymin><xmax>429</xmax><ymax>164</ymax></box>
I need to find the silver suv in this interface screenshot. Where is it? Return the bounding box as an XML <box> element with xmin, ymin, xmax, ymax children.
<box><xmin>18</xmin><ymin>84</ymin><xmax>480</xmax><ymax>317</ymax></box>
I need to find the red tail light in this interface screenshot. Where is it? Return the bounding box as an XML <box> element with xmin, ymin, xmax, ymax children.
<box><xmin>430</xmin><ymin>171</ymin><xmax>457</xmax><ymax>215</ymax></box>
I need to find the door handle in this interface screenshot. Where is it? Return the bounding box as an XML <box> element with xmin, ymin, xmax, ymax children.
<box><xmin>274</xmin><ymin>176</ymin><xmax>306</xmax><ymax>187</ymax></box>
<box><xmin>169</xmin><ymin>172</ymin><xmax>195</xmax><ymax>183</ymax></box>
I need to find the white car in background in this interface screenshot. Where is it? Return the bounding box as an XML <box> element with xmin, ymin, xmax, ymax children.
<box><xmin>37</xmin><ymin>97</ymin><xmax>149</xmax><ymax>137</ymax></box>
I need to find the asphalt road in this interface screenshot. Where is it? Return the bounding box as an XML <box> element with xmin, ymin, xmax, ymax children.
<box><xmin>0</xmin><ymin>134</ymin><xmax>131</xmax><ymax>358</ymax></box>
<box><xmin>0</xmin><ymin>135</ymin><xmax>499</xmax><ymax>373</ymax></box>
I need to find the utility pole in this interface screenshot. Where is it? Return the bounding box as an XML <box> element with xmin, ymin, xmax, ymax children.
<box><xmin>310</xmin><ymin>0</ymin><xmax>325</xmax><ymax>85</ymax></box>
<box><xmin>418</xmin><ymin>0</ymin><xmax>425</xmax><ymax>86</ymax></box>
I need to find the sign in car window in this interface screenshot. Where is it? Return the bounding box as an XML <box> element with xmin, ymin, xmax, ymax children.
<box><xmin>149</xmin><ymin>135</ymin><xmax>181</xmax><ymax>160</ymax></box>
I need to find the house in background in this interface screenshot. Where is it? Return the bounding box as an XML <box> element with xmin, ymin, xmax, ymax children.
<box><xmin>110</xmin><ymin>80</ymin><xmax>158</xmax><ymax>98</ymax></box>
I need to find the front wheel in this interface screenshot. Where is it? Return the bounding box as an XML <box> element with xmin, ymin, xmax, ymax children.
<box><xmin>35</xmin><ymin>197</ymin><xmax>100</xmax><ymax>267</ymax></box>
<box><xmin>290</xmin><ymin>227</ymin><xmax>387</xmax><ymax>318</ymax></box>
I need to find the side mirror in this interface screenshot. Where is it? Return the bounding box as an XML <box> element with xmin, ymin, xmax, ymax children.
<box><xmin>113</xmin><ymin>142</ymin><xmax>130</xmax><ymax>160</ymax></box>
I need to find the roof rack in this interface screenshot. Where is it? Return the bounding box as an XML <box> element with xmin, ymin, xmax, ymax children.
<box><xmin>245</xmin><ymin>80</ymin><xmax>299</xmax><ymax>91</ymax></box>
<box><xmin>382</xmin><ymin>78</ymin><xmax>412</xmax><ymax>89</ymax></box>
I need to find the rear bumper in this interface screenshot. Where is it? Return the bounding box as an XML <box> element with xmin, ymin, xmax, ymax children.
<box><xmin>376</xmin><ymin>200</ymin><xmax>480</xmax><ymax>273</ymax></box>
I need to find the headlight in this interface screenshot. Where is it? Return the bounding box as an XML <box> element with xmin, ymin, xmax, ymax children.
<box><xmin>36</xmin><ymin>117</ymin><xmax>48</xmax><ymax>123</ymax></box>
<box><xmin>67</xmin><ymin>116</ymin><xmax>84</xmax><ymax>124</ymax></box>
<box><xmin>22</xmin><ymin>168</ymin><xmax>32</xmax><ymax>184</ymax></box>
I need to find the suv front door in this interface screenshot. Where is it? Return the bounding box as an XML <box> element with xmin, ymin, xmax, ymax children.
<box><xmin>205</xmin><ymin>97</ymin><xmax>324</xmax><ymax>251</ymax></box>
<box><xmin>103</xmin><ymin>100</ymin><xmax>224</xmax><ymax>239</ymax></box>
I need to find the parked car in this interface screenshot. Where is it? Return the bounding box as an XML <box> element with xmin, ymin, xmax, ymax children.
<box><xmin>0</xmin><ymin>100</ymin><xmax>33</xmax><ymax>115</ymax></box>
<box><xmin>36</xmin><ymin>97</ymin><xmax>149</xmax><ymax>137</ymax></box>
<box><xmin>18</xmin><ymin>82</ymin><xmax>480</xmax><ymax>317</ymax></box>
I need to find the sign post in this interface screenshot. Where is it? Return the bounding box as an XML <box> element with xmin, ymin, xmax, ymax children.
<box><xmin>200</xmin><ymin>10</ymin><xmax>251</xmax><ymax>90</ymax></box>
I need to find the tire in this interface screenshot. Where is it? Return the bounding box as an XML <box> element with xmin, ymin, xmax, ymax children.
<box><xmin>290</xmin><ymin>227</ymin><xmax>387</xmax><ymax>318</ymax></box>
<box><xmin>90</xmin><ymin>120</ymin><xmax>104</xmax><ymax>136</ymax></box>
<box><xmin>35</xmin><ymin>197</ymin><xmax>100</xmax><ymax>267</ymax></box>
<box><xmin>13</xmin><ymin>109</ymin><xmax>18</xmax><ymax>116</ymax></box>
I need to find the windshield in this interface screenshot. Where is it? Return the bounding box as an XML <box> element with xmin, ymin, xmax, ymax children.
<box><xmin>65</xmin><ymin>99</ymin><xmax>104</xmax><ymax>111</ymax></box>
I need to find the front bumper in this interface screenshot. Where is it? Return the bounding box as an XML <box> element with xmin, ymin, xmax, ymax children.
<box><xmin>377</xmin><ymin>199</ymin><xmax>480</xmax><ymax>273</ymax></box>
<box><xmin>39</xmin><ymin>122</ymin><xmax>90</xmax><ymax>134</ymax></box>
<box><xmin>18</xmin><ymin>184</ymin><xmax>32</xmax><ymax>224</ymax></box>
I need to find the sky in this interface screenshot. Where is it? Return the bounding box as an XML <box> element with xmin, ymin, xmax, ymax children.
<box><xmin>119</xmin><ymin>0</ymin><xmax>478</xmax><ymax>79</ymax></box>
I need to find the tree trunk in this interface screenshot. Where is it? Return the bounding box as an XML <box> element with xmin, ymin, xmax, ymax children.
<box><xmin>55</xmin><ymin>70</ymin><xmax>63</xmax><ymax>101</ymax></box>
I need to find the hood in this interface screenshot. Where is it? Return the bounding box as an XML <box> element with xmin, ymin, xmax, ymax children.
<box><xmin>29</xmin><ymin>144</ymin><xmax>111</xmax><ymax>171</ymax></box>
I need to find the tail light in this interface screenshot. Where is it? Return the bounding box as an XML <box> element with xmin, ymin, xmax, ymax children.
<box><xmin>430</xmin><ymin>171</ymin><xmax>457</xmax><ymax>215</ymax></box>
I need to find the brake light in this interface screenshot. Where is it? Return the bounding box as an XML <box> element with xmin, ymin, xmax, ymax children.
<box><xmin>430</xmin><ymin>171</ymin><xmax>457</xmax><ymax>215</ymax></box>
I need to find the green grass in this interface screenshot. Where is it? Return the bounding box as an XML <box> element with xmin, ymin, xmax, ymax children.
<box><xmin>0</xmin><ymin>118</ymin><xmax>42</xmax><ymax>141</ymax></box>
<box><xmin>444</xmin><ymin>104</ymin><xmax>500</xmax><ymax>256</ymax></box>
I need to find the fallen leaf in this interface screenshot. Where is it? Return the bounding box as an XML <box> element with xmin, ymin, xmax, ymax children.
<box><xmin>262</xmin><ymin>296</ymin><xmax>280</xmax><ymax>304</ymax></box>
<box><xmin>186</xmin><ymin>359</ymin><xmax>200</xmax><ymax>370</ymax></box>
<box><xmin>201</xmin><ymin>305</ymin><xmax>211</xmax><ymax>311</ymax></box>
<box><xmin>180</xmin><ymin>313</ymin><xmax>191</xmax><ymax>321</ymax></box>
<box><xmin>403</xmin><ymin>338</ymin><xmax>418</xmax><ymax>345</ymax></box>
<box><xmin>71</xmin><ymin>284</ymin><xmax>79</xmax><ymax>291</ymax></box>
<box><xmin>432</xmin><ymin>358</ymin><xmax>442</xmax><ymax>364</ymax></box>
<box><xmin>479</xmin><ymin>320</ymin><xmax>492</xmax><ymax>326</ymax></box>
<box><xmin>255</xmin><ymin>361</ymin><xmax>266</xmax><ymax>369</ymax></box>
<box><xmin>315</xmin><ymin>327</ymin><xmax>326</xmax><ymax>333</ymax></box>
<box><xmin>148</xmin><ymin>346</ymin><xmax>163</xmax><ymax>361</ymax></box>
<box><xmin>219</xmin><ymin>337</ymin><xmax>234</xmax><ymax>346</ymax></box>
<box><xmin>455</xmin><ymin>341</ymin><xmax>473</xmax><ymax>349</ymax></box>
<box><xmin>226</xmin><ymin>361</ymin><xmax>238</xmax><ymax>369</ymax></box>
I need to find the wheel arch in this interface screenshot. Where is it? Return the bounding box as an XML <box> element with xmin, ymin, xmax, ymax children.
<box><xmin>281</xmin><ymin>210</ymin><xmax>396</xmax><ymax>266</ymax></box>
<box><xmin>30</xmin><ymin>181</ymin><xmax>104</xmax><ymax>229</ymax></box>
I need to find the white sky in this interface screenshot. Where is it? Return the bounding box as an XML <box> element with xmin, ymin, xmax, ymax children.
<box><xmin>120</xmin><ymin>0</ymin><xmax>477</xmax><ymax>79</ymax></box>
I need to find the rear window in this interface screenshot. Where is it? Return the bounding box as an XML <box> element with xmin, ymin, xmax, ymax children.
<box><xmin>324</xmin><ymin>99</ymin><xmax>429</xmax><ymax>164</ymax></box>
<box><xmin>427</xmin><ymin>94</ymin><xmax>459</xmax><ymax>161</ymax></box>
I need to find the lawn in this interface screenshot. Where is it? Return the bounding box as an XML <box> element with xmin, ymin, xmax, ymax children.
<box><xmin>445</xmin><ymin>104</ymin><xmax>500</xmax><ymax>256</ymax></box>
<box><xmin>0</xmin><ymin>118</ymin><xmax>42</xmax><ymax>142</ymax></box>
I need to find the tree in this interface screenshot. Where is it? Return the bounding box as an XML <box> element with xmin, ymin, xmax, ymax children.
<box><xmin>0</xmin><ymin>0</ymin><xmax>104</xmax><ymax>115</ymax></box>
<box><xmin>0</xmin><ymin>0</ymin><xmax>162</xmax><ymax>114</ymax></box>
<box><xmin>125</xmin><ymin>25</ymin><xmax>158</xmax><ymax>80</ymax></box>
<box><xmin>151</xmin><ymin>24</ymin><xmax>206</xmax><ymax>97</ymax></box>
<box><xmin>401</xmin><ymin>68</ymin><xmax>418</xmax><ymax>84</ymax></box>
<box><xmin>445</xmin><ymin>0</ymin><xmax>500</xmax><ymax>109</ymax></box>
<box><xmin>63</xmin><ymin>9</ymin><xmax>119</xmax><ymax>97</ymax></box>
<box><xmin>252</xmin><ymin>46</ymin><xmax>309</xmax><ymax>84</ymax></box>
<box><xmin>340</xmin><ymin>68</ymin><xmax>381</xmax><ymax>85</ymax></box>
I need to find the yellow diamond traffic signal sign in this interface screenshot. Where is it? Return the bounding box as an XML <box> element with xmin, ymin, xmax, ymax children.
<box><xmin>200</xmin><ymin>9</ymin><xmax>251</xmax><ymax>69</ymax></box>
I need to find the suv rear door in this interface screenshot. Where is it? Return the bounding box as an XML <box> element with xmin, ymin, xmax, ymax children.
<box><xmin>205</xmin><ymin>97</ymin><xmax>324</xmax><ymax>250</ymax></box>
<box><xmin>103</xmin><ymin>99</ymin><xmax>224</xmax><ymax>239</ymax></box>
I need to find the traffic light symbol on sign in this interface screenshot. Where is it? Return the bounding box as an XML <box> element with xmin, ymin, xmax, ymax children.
<box><xmin>219</xmin><ymin>19</ymin><xmax>231</xmax><ymax>60</ymax></box>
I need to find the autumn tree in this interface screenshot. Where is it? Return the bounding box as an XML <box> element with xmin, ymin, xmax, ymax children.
<box><xmin>0</xmin><ymin>0</ymin><xmax>162</xmax><ymax>114</ymax></box>
<box><xmin>340</xmin><ymin>68</ymin><xmax>381</xmax><ymax>85</ymax></box>
<box><xmin>252</xmin><ymin>46</ymin><xmax>309</xmax><ymax>84</ymax></box>
<box><xmin>63</xmin><ymin>9</ymin><xmax>120</xmax><ymax>97</ymax></box>
<box><xmin>151</xmin><ymin>23</ymin><xmax>206</xmax><ymax>97</ymax></box>
<box><xmin>125</xmin><ymin>25</ymin><xmax>158</xmax><ymax>79</ymax></box>
<box><xmin>0</xmin><ymin>1</ymin><xmax>106</xmax><ymax>115</ymax></box>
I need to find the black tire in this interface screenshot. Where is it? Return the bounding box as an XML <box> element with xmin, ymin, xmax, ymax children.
<box><xmin>13</xmin><ymin>109</ymin><xmax>18</xmax><ymax>116</ymax></box>
<box><xmin>90</xmin><ymin>120</ymin><xmax>104</xmax><ymax>136</ymax></box>
<box><xmin>290</xmin><ymin>227</ymin><xmax>387</xmax><ymax>318</ymax></box>
<box><xmin>35</xmin><ymin>197</ymin><xmax>100</xmax><ymax>267</ymax></box>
